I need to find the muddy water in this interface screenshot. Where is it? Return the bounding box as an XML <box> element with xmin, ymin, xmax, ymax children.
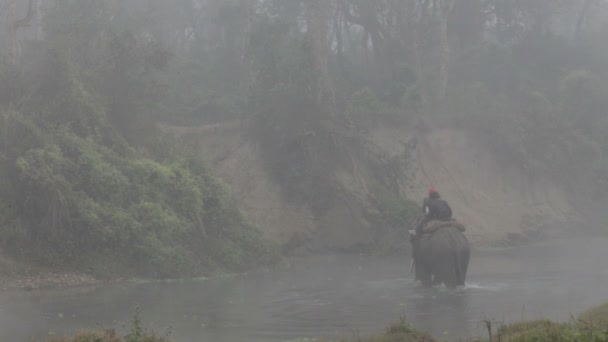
<box><xmin>1</xmin><ymin>236</ymin><xmax>607</xmax><ymax>341</ymax></box>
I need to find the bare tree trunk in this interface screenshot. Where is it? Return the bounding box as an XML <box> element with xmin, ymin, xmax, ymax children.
<box><xmin>238</xmin><ymin>0</ymin><xmax>255</xmax><ymax>97</ymax></box>
<box><xmin>341</xmin><ymin>0</ymin><xmax>385</xmax><ymax>74</ymax></box>
<box><xmin>5</xmin><ymin>0</ymin><xmax>34</xmax><ymax>65</ymax></box>
<box><xmin>6</xmin><ymin>0</ymin><xmax>18</xmax><ymax>63</ymax></box>
<box><xmin>205</xmin><ymin>0</ymin><xmax>223</xmax><ymax>53</ymax></box>
<box><xmin>306</xmin><ymin>0</ymin><xmax>335</xmax><ymax>109</ymax></box>
<box><xmin>575</xmin><ymin>0</ymin><xmax>595</xmax><ymax>40</ymax></box>
<box><xmin>240</xmin><ymin>0</ymin><xmax>254</xmax><ymax>65</ymax></box>
<box><xmin>334</xmin><ymin>5</ymin><xmax>344</xmax><ymax>66</ymax></box>
<box><xmin>436</xmin><ymin>0</ymin><xmax>454</xmax><ymax>106</ymax></box>
<box><xmin>34</xmin><ymin>0</ymin><xmax>42</xmax><ymax>40</ymax></box>
<box><xmin>397</xmin><ymin>0</ymin><xmax>427</xmax><ymax>106</ymax></box>
<box><xmin>182</xmin><ymin>0</ymin><xmax>203</xmax><ymax>53</ymax></box>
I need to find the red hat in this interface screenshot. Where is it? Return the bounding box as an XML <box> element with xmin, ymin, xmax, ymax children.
<box><xmin>428</xmin><ymin>186</ymin><xmax>437</xmax><ymax>194</ymax></box>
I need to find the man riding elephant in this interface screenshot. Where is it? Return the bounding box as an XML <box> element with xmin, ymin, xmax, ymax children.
<box><xmin>411</xmin><ymin>187</ymin><xmax>452</xmax><ymax>237</ymax></box>
<box><xmin>409</xmin><ymin>187</ymin><xmax>469</xmax><ymax>288</ymax></box>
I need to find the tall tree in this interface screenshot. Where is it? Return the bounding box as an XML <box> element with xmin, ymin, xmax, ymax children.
<box><xmin>449</xmin><ymin>0</ymin><xmax>486</xmax><ymax>50</ymax></box>
<box><xmin>436</xmin><ymin>0</ymin><xmax>454</xmax><ymax>105</ymax></box>
<box><xmin>393</xmin><ymin>0</ymin><xmax>427</xmax><ymax>105</ymax></box>
<box><xmin>306</xmin><ymin>0</ymin><xmax>335</xmax><ymax>108</ymax></box>
<box><xmin>341</xmin><ymin>0</ymin><xmax>387</xmax><ymax>73</ymax></box>
<box><xmin>575</xmin><ymin>0</ymin><xmax>596</xmax><ymax>40</ymax></box>
<box><xmin>4</xmin><ymin>0</ymin><xmax>35</xmax><ymax>64</ymax></box>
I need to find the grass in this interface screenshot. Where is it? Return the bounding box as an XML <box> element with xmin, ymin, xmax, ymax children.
<box><xmin>579</xmin><ymin>303</ymin><xmax>608</xmax><ymax>329</ymax></box>
<box><xmin>48</xmin><ymin>330</ymin><xmax>122</xmax><ymax>342</ymax></box>
<box><xmin>45</xmin><ymin>308</ymin><xmax>170</xmax><ymax>342</ymax></box>
<box><xmin>322</xmin><ymin>303</ymin><xmax>608</xmax><ymax>342</ymax></box>
<box><xmin>46</xmin><ymin>330</ymin><xmax>169</xmax><ymax>342</ymax></box>
<box><xmin>342</xmin><ymin>320</ymin><xmax>436</xmax><ymax>342</ymax></box>
<box><xmin>478</xmin><ymin>303</ymin><xmax>608</xmax><ymax>342</ymax></box>
<box><xmin>40</xmin><ymin>303</ymin><xmax>608</xmax><ymax>342</ymax></box>
<box><xmin>492</xmin><ymin>321</ymin><xmax>608</xmax><ymax>342</ymax></box>
<box><xmin>306</xmin><ymin>318</ymin><xmax>437</xmax><ymax>342</ymax></box>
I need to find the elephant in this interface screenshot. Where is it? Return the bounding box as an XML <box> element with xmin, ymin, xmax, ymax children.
<box><xmin>411</xmin><ymin>219</ymin><xmax>470</xmax><ymax>289</ymax></box>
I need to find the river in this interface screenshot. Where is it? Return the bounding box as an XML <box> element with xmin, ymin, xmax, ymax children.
<box><xmin>1</xmin><ymin>236</ymin><xmax>607</xmax><ymax>341</ymax></box>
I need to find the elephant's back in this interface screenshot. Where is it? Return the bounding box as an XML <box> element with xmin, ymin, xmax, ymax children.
<box><xmin>426</xmin><ymin>226</ymin><xmax>470</xmax><ymax>254</ymax></box>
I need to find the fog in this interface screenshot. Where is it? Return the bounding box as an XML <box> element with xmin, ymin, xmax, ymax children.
<box><xmin>1</xmin><ymin>0</ymin><xmax>607</xmax><ymax>341</ymax></box>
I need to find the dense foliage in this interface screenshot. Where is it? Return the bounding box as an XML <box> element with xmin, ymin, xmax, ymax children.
<box><xmin>0</xmin><ymin>0</ymin><xmax>277</xmax><ymax>277</ymax></box>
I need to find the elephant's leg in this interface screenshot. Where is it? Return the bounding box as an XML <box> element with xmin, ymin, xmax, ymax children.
<box><xmin>443</xmin><ymin>248</ymin><xmax>470</xmax><ymax>289</ymax></box>
<box><xmin>457</xmin><ymin>248</ymin><xmax>471</xmax><ymax>286</ymax></box>
<box><xmin>417</xmin><ymin>261</ymin><xmax>433</xmax><ymax>288</ymax></box>
<box><xmin>432</xmin><ymin>248</ymin><xmax>460</xmax><ymax>289</ymax></box>
<box><xmin>438</xmin><ymin>262</ymin><xmax>457</xmax><ymax>289</ymax></box>
<box><xmin>444</xmin><ymin>276</ymin><xmax>459</xmax><ymax>290</ymax></box>
<box><xmin>420</xmin><ymin>274</ymin><xmax>433</xmax><ymax>288</ymax></box>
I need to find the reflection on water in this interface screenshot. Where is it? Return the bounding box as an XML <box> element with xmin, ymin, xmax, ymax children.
<box><xmin>1</xmin><ymin>237</ymin><xmax>608</xmax><ymax>341</ymax></box>
<box><xmin>465</xmin><ymin>283</ymin><xmax>508</xmax><ymax>291</ymax></box>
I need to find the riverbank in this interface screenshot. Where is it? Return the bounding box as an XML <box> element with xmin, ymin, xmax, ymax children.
<box><xmin>0</xmin><ymin>249</ymin><xmax>273</xmax><ymax>291</ymax></box>
<box><xmin>337</xmin><ymin>303</ymin><xmax>608</xmax><ymax>342</ymax></box>
<box><xmin>36</xmin><ymin>303</ymin><xmax>608</xmax><ymax>342</ymax></box>
<box><xmin>0</xmin><ymin>255</ymin><xmax>105</xmax><ymax>291</ymax></box>
<box><xmin>294</xmin><ymin>303</ymin><xmax>608</xmax><ymax>342</ymax></box>
<box><xmin>0</xmin><ymin>271</ymin><xmax>102</xmax><ymax>291</ymax></box>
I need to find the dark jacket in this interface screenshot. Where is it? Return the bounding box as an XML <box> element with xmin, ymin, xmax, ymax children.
<box><xmin>427</xmin><ymin>198</ymin><xmax>452</xmax><ymax>221</ymax></box>
<box><xmin>414</xmin><ymin>191</ymin><xmax>453</xmax><ymax>234</ymax></box>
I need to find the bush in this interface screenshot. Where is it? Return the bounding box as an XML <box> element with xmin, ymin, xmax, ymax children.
<box><xmin>46</xmin><ymin>308</ymin><xmax>169</xmax><ymax>342</ymax></box>
<box><xmin>579</xmin><ymin>303</ymin><xmax>608</xmax><ymax>329</ymax></box>
<box><xmin>329</xmin><ymin>319</ymin><xmax>436</xmax><ymax>342</ymax></box>
<box><xmin>496</xmin><ymin>320</ymin><xmax>608</xmax><ymax>342</ymax></box>
<box><xmin>0</xmin><ymin>65</ymin><xmax>278</xmax><ymax>277</ymax></box>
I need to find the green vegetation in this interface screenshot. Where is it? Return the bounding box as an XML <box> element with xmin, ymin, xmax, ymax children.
<box><xmin>2</xmin><ymin>0</ymin><xmax>608</xmax><ymax>276</ymax></box>
<box><xmin>580</xmin><ymin>303</ymin><xmax>608</xmax><ymax>329</ymax></box>
<box><xmin>47</xmin><ymin>330</ymin><xmax>167</xmax><ymax>342</ymax></box>
<box><xmin>492</xmin><ymin>321</ymin><xmax>608</xmax><ymax>342</ymax></box>
<box><xmin>299</xmin><ymin>303</ymin><xmax>608</xmax><ymax>342</ymax></box>
<box><xmin>0</xmin><ymin>83</ymin><xmax>277</xmax><ymax>278</ymax></box>
<box><xmin>34</xmin><ymin>303</ymin><xmax>608</xmax><ymax>342</ymax></box>
<box><xmin>344</xmin><ymin>320</ymin><xmax>437</xmax><ymax>342</ymax></box>
<box><xmin>46</xmin><ymin>308</ymin><xmax>169</xmax><ymax>342</ymax></box>
<box><xmin>0</xmin><ymin>0</ymin><xmax>278</xmax><ymax>278</ymax></box>
<box><xmin>5</xmin><ymin>116</ymin><xmax>276</xmax><ymax>277</ymax></box>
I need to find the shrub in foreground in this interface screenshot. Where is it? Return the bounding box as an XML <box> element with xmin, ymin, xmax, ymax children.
<box><xmin>579</xmin><ymin>303</ymin><xmax>608</xmax><ymax>329</ymax></box>
<box><xmin>47</xmin><ymin>329</ymin><xmax>168</xmax><ymax>342</ymax></box>
<box><xmin>47</xmin><ymin>308</ymin><xmax>170</xmax><ymax>342</ymax></box>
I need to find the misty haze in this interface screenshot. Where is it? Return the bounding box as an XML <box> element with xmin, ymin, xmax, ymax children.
<box><xmin>0</xmin><ymin>0</ymin><xmax>607</xmax><ymax>341</ymax></box>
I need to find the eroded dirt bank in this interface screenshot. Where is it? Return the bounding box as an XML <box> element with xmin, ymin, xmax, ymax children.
<box><xmin>166</xmin><ymin>121</ymin><xmax>583</xmax><ymax>251</ymax></box>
